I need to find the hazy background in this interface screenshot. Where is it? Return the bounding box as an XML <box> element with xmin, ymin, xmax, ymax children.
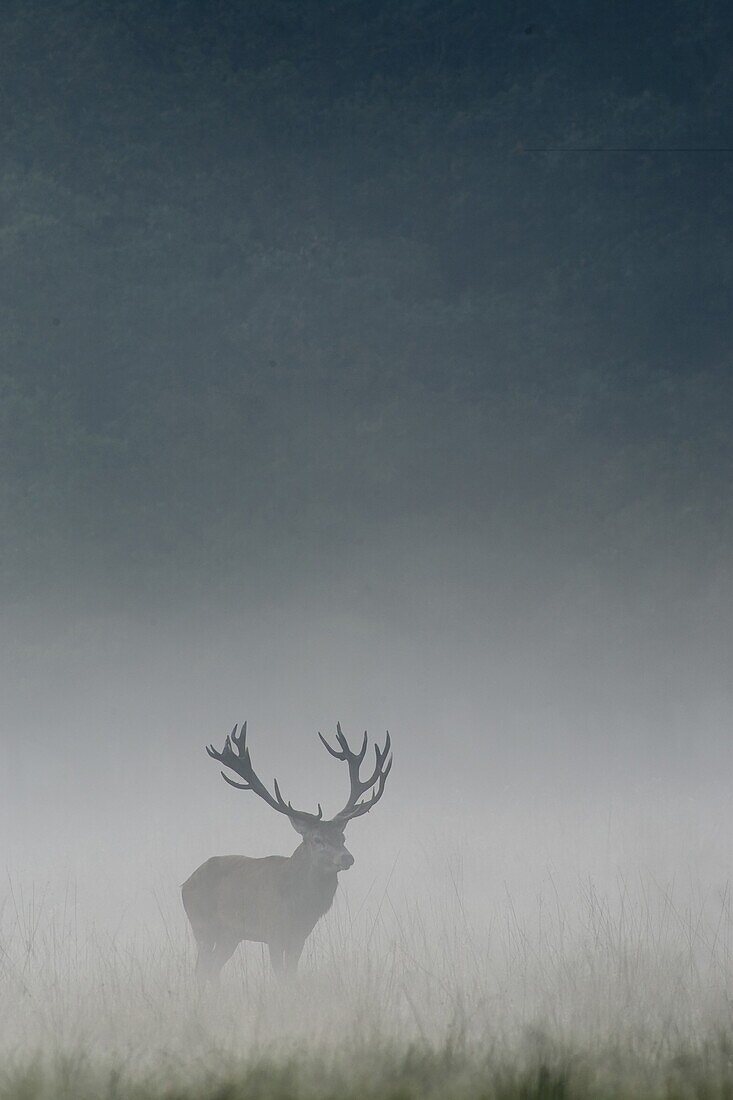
<box><xmin>1</xmin><ymin>1</ymin><xmax>732</xmax><ymax>935</ymax></box>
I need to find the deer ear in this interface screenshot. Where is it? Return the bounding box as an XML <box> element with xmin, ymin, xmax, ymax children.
<box><xmin>289</xmin><ymin>818</ymin><xmax>313</xmax><ymax>837</ymax></box>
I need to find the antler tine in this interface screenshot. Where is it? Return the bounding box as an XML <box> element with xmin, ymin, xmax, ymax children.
<box><xmin>320</xmin><ymin>723</ymin><xmax>369</xmax><ymax>762</ymax></box>
<box><xmin>206</xmin><ymin>725</ymin><xmax>239</xmax><ymax>765</ymax></box>
<box><xmin>318</xmin><ymin>730</ymin><xmax>344</xmax><ymax>759</ymax></box>
<box><xmin>337</xmin><ymin>721</ymin><xmax>368</xmax><ymax>762</ymax></box>
<box><xmin>272</xmin><ymin>777</ymin><xmax>324</xmax><ymax>820</ymax></box>
<box><xmin>272</xmin><ymin>776</ymin><xmax>285</xmax><ymax>805</ymax></box>
<box><xmin>335</xmin><ymin>721</ymin><xmax>350</xmax><ymax>755</ymax></box>
<box><xmin>356</xmin><ymin>732</ymin><xmax>392</xmax><ymax>791</ymax></box>
<box><xmin>205</xmin><ymin>722</ymin><xmax>322</xmax><ymax>824</ymax></box>
<box><xmin>219</xmin><ymin>771</ymin><xmax>251</xmax><ymax>790</ymax></box>
<box><xmin>230</xmin><ymin>720</ymin><xmax>247</xmax><ymax>754</ymax></box>
<box><xmin>342</xmin><ymin>749</ymin><xmax>393</xmax><ymax>819</ymax></box>
<box><xmin>329</xmin><ymin>726</ymin><xmax>393</xmax><ymax>823</ymax></box>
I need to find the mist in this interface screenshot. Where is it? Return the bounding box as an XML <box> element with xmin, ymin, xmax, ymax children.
<box><xmin>1</xmin><ymin>2</ymin><xmax>732</xmax><ymax>1095</ymax></box>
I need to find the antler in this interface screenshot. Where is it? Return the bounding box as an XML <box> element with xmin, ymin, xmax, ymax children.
<box><xmin>319</xmin><ymin>722</ymin><xmax>393</xmax><ymax>822</ymax></box>
<box><xmin>206</xmin><ymin>722</ymin><xmax>324</xmax><ymax>826</ymax></box>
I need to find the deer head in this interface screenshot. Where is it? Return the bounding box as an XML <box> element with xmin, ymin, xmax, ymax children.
<box><xmin>206</xmin><ymin>722</ymin><xmax>393</xmax><ymax>874</ymax></box>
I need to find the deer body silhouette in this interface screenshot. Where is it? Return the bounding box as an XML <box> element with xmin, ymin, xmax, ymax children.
<box><xmin>182</xmin><ymin>722</ymin><xmax>392</xmax><ymax>982</ymax></box>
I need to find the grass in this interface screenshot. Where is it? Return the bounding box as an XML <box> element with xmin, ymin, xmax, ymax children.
<box><xmin>3</xmin><ymin>858</ymin><xmax>733</xmax><ymax>1099</ymax></box>
<box><xmin>7</xmin><ymin>1040</ymin><xmax>733</xmax><ymax>1100</ymax></box>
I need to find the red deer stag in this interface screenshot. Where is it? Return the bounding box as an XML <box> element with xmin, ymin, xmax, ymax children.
<box><xmin>182</xmin><ymin>721</ymin><xmax>392</xmax><ymax>983</ymax></box>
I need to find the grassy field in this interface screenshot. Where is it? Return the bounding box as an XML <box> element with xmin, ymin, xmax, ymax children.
<box><xmin>2</xmin><ymin>859</ymin><xmax>733</xmax><ymax>1100</ymax></box>
<box><xmin>6</xmin><ymin>1027</ymin><xmax>733</xmax><ymax>1099</ymax></box>
<box><xmin>6</xmin><ymin>1044</ymin><xmax>733</xmax><ymax>1100</ymax></box>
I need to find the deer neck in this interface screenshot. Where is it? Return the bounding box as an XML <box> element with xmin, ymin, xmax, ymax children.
<box><xmin>289</xmin><ymin>842</ymin><xmax>338</xmax><ymax>894</ymax></box>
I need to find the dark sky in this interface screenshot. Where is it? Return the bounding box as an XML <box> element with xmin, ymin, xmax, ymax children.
<box><xmin>1</xmin><ymin>2</ymin><xmax>732</xmax><ymax>864</ymax></box>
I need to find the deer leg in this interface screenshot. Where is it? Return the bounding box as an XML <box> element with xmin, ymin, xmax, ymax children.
<box><xmin>268</xmin><ymin>942</ymin><xmax>285</xmax><ymax>977</ymax></box>
<box><xmin>195</xmin><ymin>943</ymin><xmax>215</xmax><ymax>987</ymax></box>
<box><xmin>196</xmin><ymin>936</ymin><xmax>238</xmax><ymax>988</ymax></box>
<box><xmin>190</xmin><ymin>926</ymin><xmax>216</xmax><ymax>988</ymax></box>
<box><xmin>282</xmin><ymin>938</ymin><xmax>306</xmax><ymax>977</ymax></box>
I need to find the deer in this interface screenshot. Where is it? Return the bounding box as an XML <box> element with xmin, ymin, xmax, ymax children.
<box><xmin>182</xmin><ymin>721</ymin><xmax>392</xmax><ymax>984</ymax></box>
